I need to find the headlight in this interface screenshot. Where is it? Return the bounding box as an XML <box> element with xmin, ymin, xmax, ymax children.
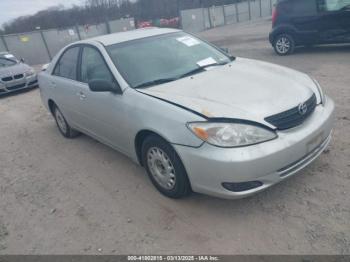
<box><xmin>187</xmin><ymin>122</ymin><xmax>277</xmax><ymax>148</ymax></box>
<box><xmin>311</xmin><ymin>77</ymin><xmax>326</xmax><ymax>105</ymax></box>
<box><xmin>25</xmin><ymin>68</ymin><xmax>35</xmax><ymax>76</ymax></box>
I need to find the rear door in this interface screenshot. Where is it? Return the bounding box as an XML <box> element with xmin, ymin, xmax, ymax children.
<box><xmin>289</xmin><ymin>0</ymin><xmax>321</xmax><ymax>44</ymax></box>
<box><xmin>51</xmin><ymin>46</ymin><xmax>82</xmax><ymax>126</ymax></box>
<box><xmin>289</xmin><ymin>0</ymin><xmax>322</xmax><ymax>44</ymax></box>
<box><xmin>316</xmin><ymin>0</ymin><xmax>350</xmax><ymax>42</ymax></box>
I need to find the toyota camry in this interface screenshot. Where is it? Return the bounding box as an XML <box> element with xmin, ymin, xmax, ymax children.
<box><xmin>38</xmin><ymin>28</ymin><xmax>334</xmax><ymax>199</ymax></box>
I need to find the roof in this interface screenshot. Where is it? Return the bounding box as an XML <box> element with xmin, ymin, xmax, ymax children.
<box><xmin>87</xmin><ymin>27</ymin><xmax>181</xmax><ymax>46</ymax></box>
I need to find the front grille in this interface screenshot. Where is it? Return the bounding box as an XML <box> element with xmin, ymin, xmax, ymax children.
<box><xmin>2</xmin><ymin>76</ymin><xmax>13</xmax><ymax>82</ymax></box>
<box><xmin>14</xmin><ymin>74</ymin><xmax>24</xmax><ymax>79</ymax></box>
<box><xmin>7</xmin><ymin>83</ymin><xmax>26</xmax><ymax>91</ymax></box>
<box><xmin>265</xmin><ymin>94</ymin><xmax>317</xmax><ymax>130</ymax></box>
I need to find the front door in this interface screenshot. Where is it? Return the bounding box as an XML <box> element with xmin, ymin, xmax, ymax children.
<box><xmin>76</xmin><ymin>45</ymin><xmax>131</xmax><ymax>154</ymax></box>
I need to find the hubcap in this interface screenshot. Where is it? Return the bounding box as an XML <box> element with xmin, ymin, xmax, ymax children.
<box><xmin>276</xmin><ymin>37</ymin><xmax>290</xmax><ymax>54</ymax></box>
<box><xmin>147</xmin><ymin>147</ymin><xmax>176</xmax><ymax>190</ymax></box>
<box><xmin>55</xmin><ymin>109</ymin><xmax>67</xmax><ymax>134</ymax></box>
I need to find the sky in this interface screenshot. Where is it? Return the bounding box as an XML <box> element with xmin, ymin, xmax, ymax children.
<box><xmin>0</xmin><ymin>0</ymin><xmax>83</xmax><ymax>27</ymax></box>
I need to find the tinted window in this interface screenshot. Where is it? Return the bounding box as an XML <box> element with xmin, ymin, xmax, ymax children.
<box><xmin>291</xmin><ymin>0</ymin><xmax>317</xmax><ymax>15</ymax></box>
<box><xmin>80</xmin><ymin>47</ymin><xmax>114</xmax><ymax>83</ymax></box>
<box><xmin>317</xmin><ymin>0</ymin><xmax>350</xmax><ymax>11</ymax></box>
<box><xmin>53</xmin><ymin>47</ymin><xmax>79</xmax><ymax>80</ymax></box>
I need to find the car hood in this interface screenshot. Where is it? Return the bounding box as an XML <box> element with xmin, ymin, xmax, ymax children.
<box><xmin>137</xmin><ymin>57</ymin><xmax>319</xmax><ymax>126</ymax></box>
<box><xmin>0</xmin><ymin>63</ymin><xmax>31</xmax><ymax>78</ymax></box>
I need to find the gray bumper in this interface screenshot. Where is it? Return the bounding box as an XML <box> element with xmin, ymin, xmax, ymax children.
<box><xmin>0</xmin><ymin>74</ymin><xmax>38</xmax><ymax>95</ymax></box>
<box><xmin>174</xmin><ymin>97</ymin><xmax>335</xmax><ymax>199</ymax></box>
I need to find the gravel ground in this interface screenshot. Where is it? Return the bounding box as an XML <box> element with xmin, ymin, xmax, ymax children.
<box><xmin>0</xmin><ymin>19</ymin><xmax>349</xmax><ymax>255</ymax></box>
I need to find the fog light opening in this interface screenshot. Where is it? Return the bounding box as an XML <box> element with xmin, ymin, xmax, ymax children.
<box><xmin>222</xmin><ymin>181</ymin><xmax>263</xmax><ymax>192</ymax></box>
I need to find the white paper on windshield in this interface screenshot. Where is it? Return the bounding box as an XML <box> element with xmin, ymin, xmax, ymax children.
<box><xmin>176</xmin><ymin>36</ymin><xmax>200</xmax><ymax>47</ymax></box>
<box><xmin>4</xmin><ymin>54</ymin><xmax>15</xmax><ymax>59</ymax></box>
<box><xmin>196</xmin><ymin>57</ymin><xmax>217</xmax><ymax>67</ymax></box>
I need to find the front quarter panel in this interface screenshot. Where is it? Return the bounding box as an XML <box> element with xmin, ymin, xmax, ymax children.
<box><xmin>123</xmin><ymin>88</ymin><xmax>205</xmax><ymax>160</ymax></box>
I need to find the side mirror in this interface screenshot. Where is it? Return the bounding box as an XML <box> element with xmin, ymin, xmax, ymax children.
<box><xmin>88</xmin><ymin>79</ymin><xmax>122</xmax><ymax>94</ymax></box>
<box><xmin>20</xmin><ymin>58</ymin><xmax>25</xmax><ymax>63</ymax></box>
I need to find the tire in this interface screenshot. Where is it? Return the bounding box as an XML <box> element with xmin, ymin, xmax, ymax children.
<box><xmin>273</xmin><ymin>34</ymin><xmax>295</xmax><ymax>56</ymax></box>
<box><xmin>53</xmin><ymin>105</ymin><xmax>80</xmax><ymax>138</ymax></box>
<box><xmin>141</xmin><ymin>135</ymin><xmax>191</xmax><ymax>199</ymax></box>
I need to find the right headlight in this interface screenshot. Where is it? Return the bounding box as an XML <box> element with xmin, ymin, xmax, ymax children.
<box><xmin>187</xmin><ymin>122</ymin><xmax>277</xmax><ymax>148</ymax></box>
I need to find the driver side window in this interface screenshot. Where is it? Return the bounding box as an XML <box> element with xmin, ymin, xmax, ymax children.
<box><xmin>80</xmin><ymin>46</ymin><xmax>114</xmax><ymax>84</ymax></box>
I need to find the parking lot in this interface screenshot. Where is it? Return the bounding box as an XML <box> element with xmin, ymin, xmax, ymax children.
<box><xmin>0</xmin><ymin>19</ymin><xmax>349</xmax><ymax>254</ymax></box>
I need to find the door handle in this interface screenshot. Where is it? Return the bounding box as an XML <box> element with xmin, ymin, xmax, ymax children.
<box><xmin>77</xmin><ymin>91</ymin><xmax>86</xmax><ymax>100</ymax></box>
<box><xmin>50</xmin><ymin>81</ymin><xmax>56</xmax><ymax>88</ymax></box>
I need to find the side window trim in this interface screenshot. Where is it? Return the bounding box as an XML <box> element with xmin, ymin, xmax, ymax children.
<box><xmin>52</xmin><ymin>44</ymin><xmax>81</xmax><ymax>81</ymax></box>
<box><xmin>77</xmin><ymin>45</ymin><xmax>84</xmax><ymax>83</ymax></box>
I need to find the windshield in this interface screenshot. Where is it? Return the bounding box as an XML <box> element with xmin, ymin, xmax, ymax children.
<box><xmin>106</xmin><ymin>32</ymin><xmax>233</xmax><ymax>88</ymax></box>
<box><xmin>0</xmin><ymin>57</ymin><xmax>18</xmax><ymax>68</ymax></box>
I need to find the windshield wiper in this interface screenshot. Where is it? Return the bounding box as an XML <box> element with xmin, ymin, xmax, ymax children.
<box><xmin>133</xmin><ymin>61</ymin><xmax>230</xmax><ymax>89</ymax></box>
<box><xmin>178</xmin><ymin>61</ymin><xmax>229</xmax><ymax>79</ymax></box>
<box><xmin>0</xmin><ymin>58</ymin><xmax>17</xmax><ymax>64</ymax></box>
<box><xmin>134</xmin><ymin>77</ymin><xmax>178</xmax><ymax>89</ymax></box>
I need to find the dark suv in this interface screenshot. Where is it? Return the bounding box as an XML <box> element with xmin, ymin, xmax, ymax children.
<box><xmin>269</xmin><ymin>0</ymin><xmax>350</xmax><ymax>55</ymax></box>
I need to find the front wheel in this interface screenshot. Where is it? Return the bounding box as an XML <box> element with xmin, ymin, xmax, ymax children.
<box><xmin>273</xmin><ymin>34</ymin><xmax>295</xmax><ymax>56</ymax></box>
<box><xmin>141</xmin><ymin>135</ymin><xmax>191</xmax><ymax>199</ymax></box>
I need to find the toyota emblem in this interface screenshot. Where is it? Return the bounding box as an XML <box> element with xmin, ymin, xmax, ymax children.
<box><xmin>298</xmin><ymin>103</ymin><xmax>308</xmax><ymax>115</ymax></box>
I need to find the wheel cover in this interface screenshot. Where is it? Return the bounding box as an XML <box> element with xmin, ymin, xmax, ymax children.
<box><xmin>147</xmin><ymin>147</ymin><xmax>176</xmax><ymax>190</ymax></box>
<box><xmin>55</xmin><ymin>109</ymin><xmax>67</xmax><ymax>134</ymax></box>
<box><xmin>276</xmin><ymin>37</ymin><xmax>290</xmax><ymax>54</ymax></box>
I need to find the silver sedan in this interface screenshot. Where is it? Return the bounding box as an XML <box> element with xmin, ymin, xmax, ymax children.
<box><xmin>0</xmin><ymin>52</ymin><xmax>38</xmax><ymax>95</ymax></box>
<box><xmin>38</xmin><ymin>28</ymin><xmax>334</xmax><ymax>199</ymax></box>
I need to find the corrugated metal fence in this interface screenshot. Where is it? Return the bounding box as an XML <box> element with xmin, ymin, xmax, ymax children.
<box><xmin>0</xmin><ymin>18</ymin><xmax>135</xmax><ymax>65</ymax></box>
<box><xmin>0</xmin><ymin>0</ymin><xmax>277</xmax><ymax>65</ymax></box>
<box><xmin>181</xmin><ymin>0</ymin><xmax>277</xmax><ymax>33</ymax></box>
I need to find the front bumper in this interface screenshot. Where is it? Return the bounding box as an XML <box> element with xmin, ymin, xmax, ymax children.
<box><xmin>174</xmin><ymin>97</ymin><xmax>335</xmax><ymax>199</ymax></box>
<box><xmin>0</xmin><ymin>74</ymin><xmax>38</xmax><ymax>95</ymax></box>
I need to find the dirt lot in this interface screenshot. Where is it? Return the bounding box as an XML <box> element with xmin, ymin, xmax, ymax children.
<box><xmin>0</xmin><ymin>19</ymin><xmax>349</xmax><ymax>255</ymax></box>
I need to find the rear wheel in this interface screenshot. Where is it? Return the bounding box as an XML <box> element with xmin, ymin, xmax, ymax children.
<box><xmin>273</xmin><ymin>34</ymin><xmax>295</xmax><ymax>56</ymax></box>
<box><xmin>53</xmin><ymin>105</ymin><xmax>80</xmax><ymax>138</ymax></box>
<box><xmin>141</xmin><ymin>135</ymin><xmax>191</xmax><ymax>199</ymax></box>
